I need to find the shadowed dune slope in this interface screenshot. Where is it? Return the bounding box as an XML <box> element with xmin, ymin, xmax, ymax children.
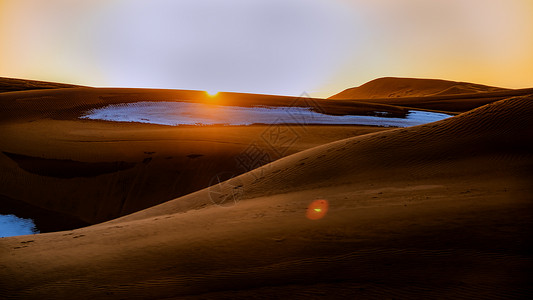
<box><xmin>329</xmin><ymin>77</ymin><xmax>507</xmax><ymax>99</ymax></box>
<box><xmin>1</xmin><ymin>95</ymin><xmax>531</xmax><ymax>299</ymax></box>
<box><xmin>0</xmin><ymin>77</ymin><xmax>83</xmax><ymax>93</ymax></box>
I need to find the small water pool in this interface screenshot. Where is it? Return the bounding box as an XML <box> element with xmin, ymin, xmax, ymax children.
<box><xmin>0</xmin><ymin>214</ymin><xmax>39</xmax><ymax>238</ymax></box>
<box><xmin>81</xmin><ymin>101</ymin><xmax>452</xmax><ymax>127</ymax></box>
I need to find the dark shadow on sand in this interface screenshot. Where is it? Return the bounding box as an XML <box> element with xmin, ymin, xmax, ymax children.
<box><xmin>3</xmin><ymin>152</ymin><xmax>135</xmax><ymax>178</ymax></box>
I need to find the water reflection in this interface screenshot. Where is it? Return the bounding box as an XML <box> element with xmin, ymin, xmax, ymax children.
<box><xmin>81</xmin><ymin>101</ymin><xmax>452</xmax><ymax>127</ymax></box>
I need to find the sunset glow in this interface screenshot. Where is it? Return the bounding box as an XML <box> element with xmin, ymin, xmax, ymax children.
<box><xmin>1</xmin><ymin>0</ymin><xmax>532</xmax><ymax>97</ymax></box>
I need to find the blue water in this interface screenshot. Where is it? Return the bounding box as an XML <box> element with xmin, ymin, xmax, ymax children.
<box><xmin>80</xmin><ymin>101</ymin><xmax>452</xmax><ymax>127</ymax></box>
<box><xmin>0</xmin><ymin>214</ymin><xmax>39</xmax><ymax>238</ymax></box>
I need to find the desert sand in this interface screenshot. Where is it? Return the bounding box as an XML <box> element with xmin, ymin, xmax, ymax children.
<box><xmin>1</xmin><ymin>77</ymin><xmax>532</xmax><ymax>299</ymax></box>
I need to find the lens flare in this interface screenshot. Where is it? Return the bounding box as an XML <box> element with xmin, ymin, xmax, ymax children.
<box><xmin>306</xmin><ymin>199</ymin><xmax>329</xmax><ymax>220</ymax></box>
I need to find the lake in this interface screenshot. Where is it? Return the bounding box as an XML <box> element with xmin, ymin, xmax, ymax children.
<box><xmin>80</xmin><ymin>101</ymin><xmax>452</xmax><ymax>127</ymax></box>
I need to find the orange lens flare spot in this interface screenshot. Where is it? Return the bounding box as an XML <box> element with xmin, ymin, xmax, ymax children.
<box><xmin>306</xmin><ymin>199</ymin><xmax>329</xmax><ymax>220</ymax></box>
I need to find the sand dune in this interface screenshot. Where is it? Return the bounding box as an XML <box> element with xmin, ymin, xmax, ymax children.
<box><xmin>111</xmin><ymin>93</ymin><xmax>533</xmax><ymax>221</ymax></box>
<box><xmin>1</xmin><ymin>94</ymin><xmax>531</xmax><ymax>299</ymax></box>
<box><xmin>329</xmin><ymin>77</ymin><xmax>533</xmax><ymax>113</ymax></box>
<box><xmin>329</xmin><ymin>77</ymin><xmax>508</xmax><ymax>99</ymax></box>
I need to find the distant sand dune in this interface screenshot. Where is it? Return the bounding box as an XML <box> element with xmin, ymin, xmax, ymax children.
<box><xmin>329</xmin><ymin>77</ymin><xmax>508</xmax><ymax>99</ymax></box>
<box><xmin>329</xmin><ymin>77</ymin><xmax>533</xmax><ymax>113</ymax></box>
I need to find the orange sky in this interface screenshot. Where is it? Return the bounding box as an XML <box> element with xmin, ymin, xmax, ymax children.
<box><xmin>1</xmin><ymin>0</ymin><xmax>532</xmax><ymax>97</ymax></box>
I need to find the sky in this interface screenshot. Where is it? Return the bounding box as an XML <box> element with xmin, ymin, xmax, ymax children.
<box><xmin>1</xmin><ymin>0</ymin><xmax>532</xmax><ymax>98</ymax></box>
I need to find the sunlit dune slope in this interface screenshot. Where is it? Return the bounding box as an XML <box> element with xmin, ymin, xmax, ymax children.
<box><xmin>0</xmin><ymin>77</ymin><xmax>83</xmax><ymax>93</ymax></box>
<box><xmin>330</xmin><ymin>77</ymin><xmax>507</xmax><ymax>99</ymax></box>
<box><xmin>1</xmin><ymin>95</ymin><xmax>530</xmax><ymax>299</ymax></box>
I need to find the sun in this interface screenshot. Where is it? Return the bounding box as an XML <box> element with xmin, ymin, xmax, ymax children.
<box><xmin>205</xmin><ymin>90</ymin><xmax>219</xmax><ymax>97</ymax></box>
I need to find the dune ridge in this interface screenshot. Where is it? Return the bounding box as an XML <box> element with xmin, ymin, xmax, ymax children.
<box><xmin>0</xmin><ymin>77</ymin><xmax>83</xmax><ymax>93</ymax></box>
<box><xmin>1</xmin><ymin>94</ymin><xmax>531</xmax><ymax>298</ymax></box>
